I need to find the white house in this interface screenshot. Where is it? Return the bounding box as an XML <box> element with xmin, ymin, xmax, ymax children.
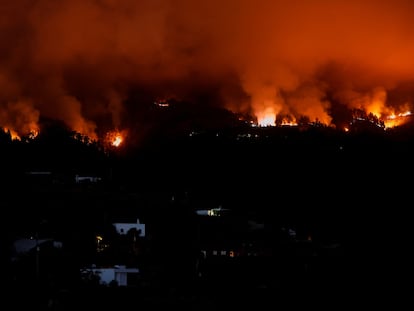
<box><xmin>113</xmin><ymin>218</ymin><xmax>145</xmax><ymax>237</ymax></box>
<box><xmin>82</xmin><ymin>265</ymin><xmax>139</xmax><ymax>286</ymax></box>
<box><xmin>75</xmin><ymin>174</ymin><xmax>102</xmax><ymax>183</ymax></box>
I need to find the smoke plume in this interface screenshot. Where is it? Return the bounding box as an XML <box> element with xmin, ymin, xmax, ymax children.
<box><xmin>1</xmin><ymin>0</ymin><xmax>414</xmax><ymax>138</ymax></box>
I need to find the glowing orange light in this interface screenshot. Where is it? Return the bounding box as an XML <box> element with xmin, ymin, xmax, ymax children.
<box><xmin>3</xmin><ymin>127</ymin><xmax>39</xmax><ymax>141</ymax></box>
<box><xmin>105</xmin><ymin>129</ymin><xmax>126</xmax><ymax>148</ymax></box>
<box><xmin>383</xmin><ymin>110</ymin><xmax>412</xmax><ymax>128</ymax></box>
<box><xmin>6</xmin><ymin>128</ymin><xmax>21</xmax><ymax>141</ymax></box>
<box><xmin>254</xmin><ymin>105</ymin><xmax>277</xmax><ymax>127</ymax></box>
<box><xmin>28</xmin><ymin>129</ymin><xmax>39</xmax><ymax>139</ymax></box>
<box><xmin>112</xmin><ymin>134</ymin><xmax>123</xmax><ymax>147</ymax></box>
<box><xmin>280</xmin><ymin>117</ymin><xmax>298</xmax><ymax>126</ymax></box>
<box><xmin>258</xmin><ymin>115</ymin><xmax>275</xmax><ymax>126</ymax></box>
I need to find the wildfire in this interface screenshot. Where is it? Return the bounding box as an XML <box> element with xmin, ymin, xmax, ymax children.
<box><xmin>28</xmin><ymin>129</ymin><xmax>39</xmax><ymax>139</ymax></box>
<box><xmin>383</xmin><ymin>111</ymin><xmax>412</xmax><ymax>129</ymax></box>
<box><xmin>3</xmin><ymin>127</ymin><xmax>39</xmax><ymax>141</ymax></box>
<box><xmin>105</xmin><ymin>130</ymin><xmax>126</xmax><ymax>148</ymax></box>
<box><xmin>280</xmin><ymin>117</ymin><xmax>298</xmax><ymax>127</ymax></box>
<box><xmin>4</xmin><ymin>128</ymin><xmax>21</xmax><ymax>141</ymax></box>
<box><xmin>251</xmin><ymin>101</ymin><xmax>413</xmax><ymax>131</ymax></box>
<box><xmin>256</xmin><ymin>108</ymin><xmax>276</xmax><ymax>127</ymax></box>
<box><xmin>258</xmin><ymin>115</ymin><xmax>275</xmax><ymax>127</ymax></box>
<box><xmin>112</xmin><ymin>134</ymin><xmax>123</xmax><ymax>147</ymax></box>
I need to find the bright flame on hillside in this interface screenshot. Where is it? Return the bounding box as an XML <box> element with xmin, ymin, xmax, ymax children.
<box><xmin>105</xmin><ymin>130</ymin><xmax>126</xmax><ymax>148</ymax></box>
<box><xmin>258</xmin><ymin>115</ymin><xmax>275</xmax><ymax>127</ymax></box>
<box><xmin>4</xmin><ymin>128</ymin><xmax>21</xmax><ymax>141</ymax></box>
<box><xmin>280</xmin><ymin>117</ymin><xmax>298</xmax><ymax>127</ymax></box>
<box><xmin>256</xmin><ymin>107</ymin><xmax>276</xmax><ymax>127</ymax></box>
<box><xmin>3</xmin><ymin>127</ymin><xmax>39</xmax><ymax>141</ymax></box>
<box><xmin>112</xmin><ymin>134</ymin><xmax>123</xmax><ymax>147</ymax></box>
<box><xmin>383</xmin><ymin>111</ymin><xmax>412</xmax><ymax>128</ymax></box>
<box><xmin>28</xmin><ymin>129</ymin><xmax>39</xmax><ymax>139</ymax></box>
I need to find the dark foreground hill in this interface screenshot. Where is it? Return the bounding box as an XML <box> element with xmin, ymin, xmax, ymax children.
<box><xmin>0</xmin><ymin>123</ymin><xmax>411</xmax><ymax>309</ymax></box>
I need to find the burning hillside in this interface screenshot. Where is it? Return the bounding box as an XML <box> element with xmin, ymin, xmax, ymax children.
<box><xmin>1</xmin><ymin>1</ymin><xmax>414</xmax><ymax>145</ymax></box>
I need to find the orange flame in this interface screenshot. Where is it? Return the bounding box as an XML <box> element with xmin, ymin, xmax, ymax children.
<box><xmin>112</xmin><ymin>134</ymin><xmax>123</xmax><ymax>147</ymax></box>
<box><xmin>28</xmin><ymin>129</ymin><xmax>39</xmax><ymax>139</ymax></box>
<box><xmin>280</xmin><ymin>117</ymin><xmax>298</xmax><ymax>127</ymax></box>
<box><xmin>4</xmin><ymin>128</ymin><xmax>21</xmax><ymax>141</ymax></box>
<box><xmin>105</xmin><ymin>129</ymin><xmax>126</xmax><ymax>148</ymax></box>
<box><xmin>3</xmin><ymin>127</ymin><xmax>39</xmax><ymax>141</ymax></box>
<box><xmin>256</xmin><ymin>107</ymin><xmax>276</xmax><ymax>127</ymax></box>
<box><xmin>383</xmin><ymin>110</ymin><xmax>412</xmax><ymax>128</ymax></box>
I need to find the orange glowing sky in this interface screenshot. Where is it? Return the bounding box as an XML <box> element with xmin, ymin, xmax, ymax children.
<box><xmin>1</xmin><ymin>0</ymin><xmax>414</xmax><ymax>139</ymax></box>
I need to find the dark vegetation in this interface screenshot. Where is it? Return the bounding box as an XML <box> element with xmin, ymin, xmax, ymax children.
<box><xmin>1</xmin><ymin>115</ymin><xmax>411</xmax><ymax>309</ymax></box>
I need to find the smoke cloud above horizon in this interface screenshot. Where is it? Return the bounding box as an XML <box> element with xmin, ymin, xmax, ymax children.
<box><xmin>1</xmin><ymin>0</ymin><xmax>414</xmax><ymax>139</ymax></box>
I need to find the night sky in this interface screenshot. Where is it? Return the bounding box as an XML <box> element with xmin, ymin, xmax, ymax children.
<box><xmin>1</xmin><ymin>0</ymin><xmax>414</xmax><ymax>143</ymax></box>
